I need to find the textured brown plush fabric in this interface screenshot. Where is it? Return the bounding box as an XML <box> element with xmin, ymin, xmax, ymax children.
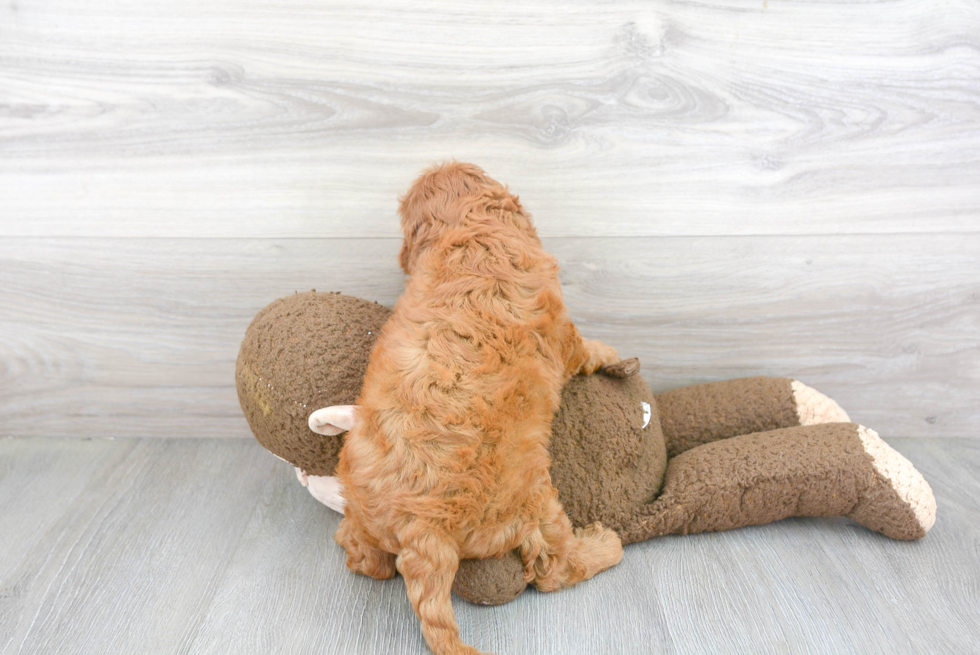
<box><xmin>452</xmin><ymin>551</ymin><xmax>527</xmax><ymax>605</ymax></box>
<box><xmin>655</xmin><ymin>377</ymin><xmax>799</xmax><ymax>458</ymax></box>
<box><xmin>550</xmin><ymin>373</ymin><xmax>667</xmax><ymax>535</ymax></box>
<box><xmin>847</xmin><ymin>446</ymin><xmax>930</xmax><ymax>541</ymax></box>
<box><xmin>236</xmin><ymin>291</ymin><xmax>391</xmax><ymax>475</ymax></box>
<box><xmin>621</xmin><ymin>422</ymin><xmax>926</xmax><ymax>544</ymax></box>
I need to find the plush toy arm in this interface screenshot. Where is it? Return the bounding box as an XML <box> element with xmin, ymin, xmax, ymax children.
<box><xmin>620</xmin><ymin>423</ymin><xmax>936</xmax><ymax>545</ymax></box>
<box><xmin>655</xmin><ymin>377</ymin><xmax>849</xmax><ymax>457</ymax></box>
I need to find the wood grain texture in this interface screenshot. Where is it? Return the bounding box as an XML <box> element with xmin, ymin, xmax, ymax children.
<box><xmin>1</xmin><ymin>1</ymin><xmax>977</xmax><ymax>441</ymax></box>
<box><xmin>1</xmin><ymin>0</ymin><xmax>978</xmax><ymax>238</ymax></box>
<box><xmin>2</xmin><ymin>235</ymin><xmax>977</xmax><ymax>439</ymax></box>
<box><xmin>1</xmin><ymin>437</ymin><xmax>977</xmax><ymax>654</ymax></box>
<box><xmin>0</xmin><ymin>437</ymin><xmax>275</xmax><ymax>654</ymax></box>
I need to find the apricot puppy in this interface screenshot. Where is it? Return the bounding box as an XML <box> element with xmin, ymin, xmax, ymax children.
<box><xmin>335</xmin><ymin>163</ymin><xmax>624</xmax><ymax>655</ymax></box>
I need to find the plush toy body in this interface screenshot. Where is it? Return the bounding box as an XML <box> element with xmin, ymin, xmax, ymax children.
<box><xmin>237</xmin><ymin>291</ymin><xmax>936</xmax><ymax>606</ymax></box>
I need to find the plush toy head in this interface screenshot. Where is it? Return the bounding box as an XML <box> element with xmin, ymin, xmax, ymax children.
<box><xmin>236</xmin><ymin>292</ymin><xmax>391</xmax><ymax>476</ymax></box>
<box><xmin>549</xmin><ymin>373</ymin><xmax>667</xmax><ymax>535</ymax></box>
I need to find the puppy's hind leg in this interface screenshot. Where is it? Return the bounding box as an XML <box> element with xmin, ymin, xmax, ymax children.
<box><xmin>520</xmin><ymin>494</ymin><xmax>623</xmax><ymax>593</ymax></box>
<box><xmin>335</xmin><ymin>516</ymin><xmax>397</xmax><ymax>580</ymax></box>
<box><xmin>396</xmin><ymin>530</ymin><xmax>486</xmax><ymax>655</ymax></box>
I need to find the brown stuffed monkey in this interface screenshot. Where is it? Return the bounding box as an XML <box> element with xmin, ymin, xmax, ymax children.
<box><xmin>237</xmin><ymin>291</ymin><xmax>936</xmax><ymax>606</ymax></box>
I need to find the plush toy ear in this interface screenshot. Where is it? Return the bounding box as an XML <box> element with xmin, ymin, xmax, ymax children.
<box><xmin>599</xmin><ymin>357</ymin><xmax>640</xmax><ymax>379</ymax></box>
<box><xmin>308</xmin><ymin>405</ymin><xmax>360</xmax><ymax>436</ymax></box>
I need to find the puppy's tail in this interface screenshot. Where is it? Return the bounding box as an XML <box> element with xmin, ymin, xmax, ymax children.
<box><xmin>396</xmin><ymin>529</ymin><xmax>487</xmax><ymax>655</ymax></box>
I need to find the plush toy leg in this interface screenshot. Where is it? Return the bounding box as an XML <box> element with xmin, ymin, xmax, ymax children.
<box><xmin>621</xmin><ymin>423</ymin><xmax>936</xmax><ymax>544</ymax></box>
<box><xmin>655</xmin><ymin>377</ymin><xmax>849</xmax><ymax>457</ymax></box>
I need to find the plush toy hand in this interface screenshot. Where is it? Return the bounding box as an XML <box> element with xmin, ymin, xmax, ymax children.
<box><xmin>295</xmin><ymin>468</ymin><xmax>347</xmax><ymax>513</ymax></box>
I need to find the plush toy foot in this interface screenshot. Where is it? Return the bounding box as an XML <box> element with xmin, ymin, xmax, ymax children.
<box><xmin>791</xmin><ymin>380</ymin><xmax>850</xmax><ymax>425</ymax></box>
<box><xmin>847</xmin><ymin>425</ymin><xmax>937</xmax><ymax>539</ymax></box>
<box><xmin>295</xmin><ymin>468</ymin><xmax>346</xmax><ymax>513</ymax></box>
<box><xmin>600</xmin><ymin>357</ymin><xmax>640</xmax><ymax>379</ymax></box>
<box><xmin>308</xmin><ymin>405</ymin><xmax>359</xmax><ymax>436</ymax></box>
<box><xmin>453</xmin><ymin>552</ymin><xmax>528</xmax><ymax>606</ymax></box>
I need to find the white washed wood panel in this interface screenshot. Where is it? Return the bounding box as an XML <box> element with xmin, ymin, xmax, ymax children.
<box><xmin>1</xmin><ymin>0</ymin><xmax>978</xmax><ymax>237</ymax></box>
<box><xmin>1</xmin><ymin>438</ymin><xmax>978</xmax><ymax>654</ymax></box>
<box><xmin>1</xmin><ymin>235</ymin><xmax>976</xmax><ymax>439</ymax></box>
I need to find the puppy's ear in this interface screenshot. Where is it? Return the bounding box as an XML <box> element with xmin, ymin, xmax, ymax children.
<box><xmin>397</xmin><ymin>189</ymin><xmax>428</xmax><ymax>274</ymax></box>
<box><xmin>398</xmin><ymin>230</ymin><xmax>417</xmax><ymax>274</ymax></box>
<box><xmin>308</xmin><ymin>405</ymin><xmax>361</xmax><ymax>436</ymax></box>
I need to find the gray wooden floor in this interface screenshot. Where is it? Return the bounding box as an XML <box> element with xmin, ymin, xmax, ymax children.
<box><xmin>2</xmin><ymin>436</ymin><xmax>977</xmax><ymax>655</ymax></box>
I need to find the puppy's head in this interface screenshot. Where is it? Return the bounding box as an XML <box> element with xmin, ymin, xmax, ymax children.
<box><xmin>397</xmin><ymin>162</ymin><xmax>533</xmax><ymax>274</ymax></box>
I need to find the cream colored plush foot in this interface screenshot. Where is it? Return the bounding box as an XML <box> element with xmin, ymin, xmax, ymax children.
<box><xmin>855</xmin><ymin>426</ymin><xmax>937</xmax><ymax>536</ymax></box>
<box><xmin>295</xmin><ymin>467</ymin><xmax>346</xmax><ymax>513</ymax></box>
<box><xmin>791</xmin><ymin>380</ymin><xmax>850</xmax><ymax>425</ymax></box>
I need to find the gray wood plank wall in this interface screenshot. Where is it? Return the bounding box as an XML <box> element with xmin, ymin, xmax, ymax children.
<box><xmin>2</xmin><ymin>0</ymin><xmax>978</xmax><ymax>439</ymax></box>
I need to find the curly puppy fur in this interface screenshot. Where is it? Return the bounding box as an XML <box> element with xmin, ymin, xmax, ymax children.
<box><xmin>335</xmin><ymin>162</ymin><xmax>624</xmax><ymax>655</ymax></box>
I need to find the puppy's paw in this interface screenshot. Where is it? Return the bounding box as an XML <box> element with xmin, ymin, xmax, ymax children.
<box><xmin>346</xmin><ymin>551</ymin><xmax>398</xmax><ymax>580</ymax></box>
<box><xmin>575</xmin><ymin>522</ymin><xmax>624</xmax><ymax>568</ymax></box>
<box><xmin>578</xmin><ymin>338</ymin><xmax>621</xmax><ymax>375</ymax></box>
<box><xmin>335</xmin><ymin>517</ymin><xmax>397</xmax><ymax>580</ymax></box>
<box><xmin>576</xmin><ymin>521</ymin><xmax>621</xmax><ymax>545</ymax></box>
